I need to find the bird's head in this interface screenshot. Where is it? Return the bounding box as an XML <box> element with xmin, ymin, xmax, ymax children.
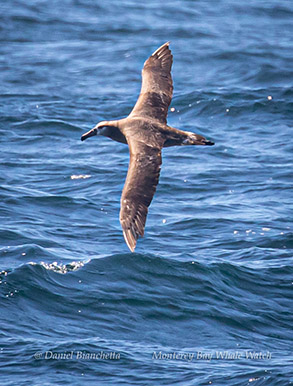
<box><xmin>81</xmin><ymin>121</ymin><xmax>109</xmax><ymax>141</ymax></box>
<box><xmin>186</xmin><ymin>133</ymin><xmax>214</xmax><ymax>146</ymax></box>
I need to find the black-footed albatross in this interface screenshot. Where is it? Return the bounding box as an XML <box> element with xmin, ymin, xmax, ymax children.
<box><xmin>81</xmin><ymin>42</ymin><xmax>214</xmax><ymax>252</ymax></box>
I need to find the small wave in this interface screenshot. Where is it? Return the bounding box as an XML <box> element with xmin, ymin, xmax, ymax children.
<box><xmin>70</xmin><ymin>174</ymin><xmax>91</xmax><ymax>180</ymax></box>
<box><xmin>12</xmin><ymin>119</ymin><xmax>82</xmax><ymax>133</ymax></box>
<box><xmin>32</xmin><ymin>260</ymin><xmax>86</xmax><ymax>274</ymax></box>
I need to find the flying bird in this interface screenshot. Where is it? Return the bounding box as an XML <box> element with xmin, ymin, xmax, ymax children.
<box><xmin>81</xmin><ymin>42</ymin><xmax>214</xmax><ymax>252</ymax></box>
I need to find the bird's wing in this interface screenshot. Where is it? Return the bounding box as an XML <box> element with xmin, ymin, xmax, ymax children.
<box><xmin>120</xmin><ymin>139</ymin><xmax>162</xmax><ymax>252</ymax></box>
<box><xmin>129</xmin><ymin>42</ymin><xmax>173</xmax><ymax>124</ymax></box>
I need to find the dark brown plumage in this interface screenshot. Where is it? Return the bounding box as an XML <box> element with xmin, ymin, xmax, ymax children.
<box><xmin>81</xmin><ymin>42</ymin><xmax>214</xmax><ymax>252</ymax></box>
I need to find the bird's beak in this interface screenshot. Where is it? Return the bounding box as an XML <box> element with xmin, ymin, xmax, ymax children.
<box><xmin>81</xmin><ymin>128</ymin><xmax>97</xmax><ymax>141</ymax></box>
<box><xmin>191</xmin><ymin>134</ymin><xmax>215</xmax><ymax>146</ymax></box>
<box><xmin>203</xmin><ymin>140</ymin><xmax>214</xmax><ymax>146</ymax></box>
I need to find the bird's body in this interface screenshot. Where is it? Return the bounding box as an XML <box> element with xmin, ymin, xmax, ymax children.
<box><xmin>81</xmin><ymin>42</ymin><xmax>214</xmax><ymax>252</ymax></box>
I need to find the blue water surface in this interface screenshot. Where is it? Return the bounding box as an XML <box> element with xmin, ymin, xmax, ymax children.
<box><xmin>0</xmin><ymin>0</ymin><xmax>292</xmax><ymax>385</ymax></box>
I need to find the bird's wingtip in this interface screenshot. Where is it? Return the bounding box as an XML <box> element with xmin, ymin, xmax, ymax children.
<box><xmin>123</xmin><ymin>230</ymin><xmax>136</xmax><ymax>253</ymax></box>
<box><xmin>152</xmin><ymin>41</ymin><xmax>171</xmax><ymax>56</ymax></box>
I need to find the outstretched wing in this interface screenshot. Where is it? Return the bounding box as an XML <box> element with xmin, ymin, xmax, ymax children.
<box><xmin>129</xmin><ymin>42</ymin><xmax>173</xmax><ymax>124</ymax></box>
<box><xmin>120</xmin><ymin>139</ymin><xmax>162</xmax><ymax>252</ymax></box>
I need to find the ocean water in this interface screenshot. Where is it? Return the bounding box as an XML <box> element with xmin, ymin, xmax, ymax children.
<box><xmin>1</xmin><ymin>0</ymin><xmax>292</xmax><ymax>384</ymax></box>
